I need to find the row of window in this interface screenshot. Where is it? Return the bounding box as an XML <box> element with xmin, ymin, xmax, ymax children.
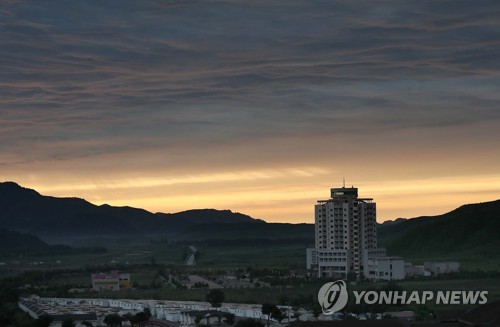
<box><xmin>318</xmin><ymin>241</ymin><xmax>349</xmax><ymax>245</ymax></box>
<box><xmin>318</xmin><ymin>251</ymin><xmax>347</xmax><ymax>256</ymax></box>
<box><xmin>318</xmin><ymin>225</ymin><xmax>347</xmax><ymax>234</ymax></box>
<box><xmin>321</xmin><ymin>266</ymin><xmax>347</xmax><ymax>272</ymax></box>
<box><xmin>319</xmin><ymin>257</ymin><xmax>347</xmax><ymax>262</ymax></box>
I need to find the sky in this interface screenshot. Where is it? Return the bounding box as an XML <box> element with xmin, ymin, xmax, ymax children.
<box><xmin>1</xmin><ymin>0</ymin><xmax>499</xmax><ymax>223</ymax></box>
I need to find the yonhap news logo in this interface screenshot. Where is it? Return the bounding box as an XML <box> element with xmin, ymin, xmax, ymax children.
<box><xmin>317</xmin><ymin>280</ymin><xmax>349</xmax><ymax>314</ymax></box>
<box><xmin>318</xmin><ymin>280</ymin><xmax>488</xmax><ymax>315</ymax></box>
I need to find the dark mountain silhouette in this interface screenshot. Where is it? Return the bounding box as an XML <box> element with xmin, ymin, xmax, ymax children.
<box><xmin>1</xmin><ymin>181</ymin><xmax>499</xmax><ymax>265</ymax></box>
<box><xmin>0</xmin><ymin>182</ymin><xmax>262</xmax><ymax>242</ymax></box>
<box><xmin>178</xmin><ymin>222</ymin><xmax>314</xmax><ymax>241</ymax></box>
<box><xmin>0</xmin><ymin>228</ymin><xmax>49</xmax><ymax>255</ymax></box>
<box><xmin>0</xmin><ymin>228</ymin><xmax>105</xmax><ymax>256</ymax></box>
<box><xmin>379</xmin><ymin>217</ymin><xmax>407</xmax><ymax>226</ymax></box>
<box><xmin>377</xmin><ymin>200</ymin><xmax>500</xmax><ymax>260</ymax></box>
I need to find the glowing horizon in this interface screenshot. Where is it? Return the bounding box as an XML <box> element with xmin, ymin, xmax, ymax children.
<box><xmin>4</xmin><ymin>172</ymin><xmax>499</xmax><ymax>224</ymax></box>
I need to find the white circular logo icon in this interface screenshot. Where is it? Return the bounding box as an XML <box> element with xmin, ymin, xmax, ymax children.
<box><xmin>318</xmin><ymin>280</ymin><xmax>348</xmax><ymax>315</ymax></box>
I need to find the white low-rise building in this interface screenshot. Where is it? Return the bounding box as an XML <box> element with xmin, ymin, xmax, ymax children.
<box><xmin>19</xmin><ymin>295</ymin><xmax>283</xmax><ymax>326</ymax></box>
<box><xmin>18</xmin><ymin>297</ymin><xmax>99</xmax><ymax>327</ymax></box>
<box><xmin>424</xmin><ymin>261</ymin><xmax>460</xmax><ymax>276</ymax></box>
<box><xmin>404</xmin><ymin>261</ymin><xmax>460</xmax><ymax>277</ymax></box>
<box><xmin>365</xmin><ymin>256</ymin><xmax>405</xmax><ymax>281</ymax></box>
<box><xmin>405</xmin><ymin>263</ymin><xmax>431</xmax><ymax>277</ymax></box>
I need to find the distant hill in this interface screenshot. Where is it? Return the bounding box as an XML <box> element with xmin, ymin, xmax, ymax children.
<box><xmin>379</xmin><ymin>217</ymin><xmax>407</xmax><ymax>226</ymax></box>
<box><xmin>0</xmin><ymin>182</ymin><xmax>262</xmax><ymax>243</ymax></box>
<box><xmin>0</xmin><ymin>228</ymin><xmax>49</xmax><ymax>255</ymax></box>
<box><xmin>377</xmin><ymin>200</ymin><xmax>500</xmax><ymax>264</ymax></box>
<box><xmin>0</xmin><ymin>228</ymin><xmax>105</xmax><ymax>256</ymax></box>
<box><xmin>1</xmin><ymin>181</ymin><xmax>499</xmax><ymax>268</ymax></box>
<box><xmin>177</xmin><ymin>222</ymin><xmax>315</xmax><ymax>245</ymax></box>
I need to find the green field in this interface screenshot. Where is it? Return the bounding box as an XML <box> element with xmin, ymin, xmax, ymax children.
<box><xmin>0</xmin><ymin>242</ymin><xmax>309</xmax><ymax>276</ymax></box>
<box><xmin>1</xmin><ymin>240</ymin><xmax>498</xmax><ymax>277</ymax></box>
<box><xmin>196</xmin><ymin>244</ymin><xmax>307</xmax><ymax>269</ymax></box>
<box><xmin>1</xmin><ymin>241</ymin><xmax>499</xmax><ymax>312</ymax></box>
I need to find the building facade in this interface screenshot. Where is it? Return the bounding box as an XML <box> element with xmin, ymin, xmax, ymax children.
<box><xmin>364</xmin><ymin>256</ymin><xmax>405</xmax><ymax>281</ymax></box>
<box><xmin>91</xmin><ymin>271</ymin><xmax>130</xmax><ymax>291</ymax></box>
<box><xmin>307</xmin><ymin>186</ymin><xmax>403</xmax><ymax>280</ymax></box>
<box><xmin>423</xmin><ymin>261</ymin><xmax>460</xmax><ymax>276</ymax></box>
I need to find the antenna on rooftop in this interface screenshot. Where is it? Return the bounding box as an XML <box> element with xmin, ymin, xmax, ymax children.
<box><xmin>343</xmin><ymin>177</ymin><xmax>345</xmax><ymax>188</ymax></box>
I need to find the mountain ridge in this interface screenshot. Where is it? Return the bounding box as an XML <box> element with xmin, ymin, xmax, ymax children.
<box><xmin>377</xmin><ymin>199</ymin><xmax>500</xmax><ymax>264</ymax></box>
<box><xmin>1</xmin><ymin>181</ymin><xmax>499</xmax><ymax>268</ymax></box>
<box><xmin>0</xmin><ymin>181</ymin><xmax>262</xmax><ymax>242</ymax></box>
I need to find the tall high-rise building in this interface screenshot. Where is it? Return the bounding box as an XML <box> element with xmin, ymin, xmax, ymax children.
<box><xmin>307</xmin><ymin>185</ymin><xmax>400</xmax><ymax>279</ymax></box>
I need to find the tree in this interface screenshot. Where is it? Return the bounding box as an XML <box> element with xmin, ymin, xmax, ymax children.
<box><xmin>225</xmin><ymin>313</ymin><xmax>235</xmax><ymax>325</ymax></box>
<box><xmin>271</xmin><ymin>307</ymin><xmax>285</xmax><ymax>323</ymax></box>
<box><xmin>194</xmin><ymin>314</ymin><xmax>203</xmax><ymax>325</ymax></box>
<box><xmin>104</xmin><ymin>314</ymin><xmax>122</xmax><ymax>327</ymax></box>
<box><xmin>206</xmin><ymin>289</ymin><xmax>224</xmax><ymax>307</ymax></box>
<box><xmin>62</xmin><ymin>319</ymin><xmax>75</xmax><ymax>327</ymax></box>
<box><xmin>122</xmin><ymin>313</ymin><xmax>134</xmax><ymax>325</ymax></box>
<box><xmin>311</xmin><ymin>304</ymin><xmax>322</xmax><ymax>319</ymax></box>
<box><xmin>132</xmin><ymin>308</ymin><xmax>152</xmax><ymax>324</ymax></box>
<box><xmin>261</xmin><ymin>303</ymin><xmax>277</xmax><ymax>327</ymax></box>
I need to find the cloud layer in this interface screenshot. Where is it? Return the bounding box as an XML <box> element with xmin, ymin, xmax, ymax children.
<box><xmin>1</xmin><ymin>0</ymin><xmax>499</xmax><ymax>221</ymax></box>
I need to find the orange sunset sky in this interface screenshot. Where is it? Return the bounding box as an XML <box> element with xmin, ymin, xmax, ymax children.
<box><xmin>1</xmin><ymin>1</ymin><xmax>499</xmax><ymax>223</ymax></box>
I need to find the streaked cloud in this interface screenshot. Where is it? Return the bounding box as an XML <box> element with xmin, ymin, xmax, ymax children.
<box><xmin>1</xmin><ymin>0</ymin><xmax>499</xmax><ymax>222</ymax></box>
<box><xmin>33</xmin><ymin>166</ymin><xmax>331</xmax><ymax>193</ymax></box>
